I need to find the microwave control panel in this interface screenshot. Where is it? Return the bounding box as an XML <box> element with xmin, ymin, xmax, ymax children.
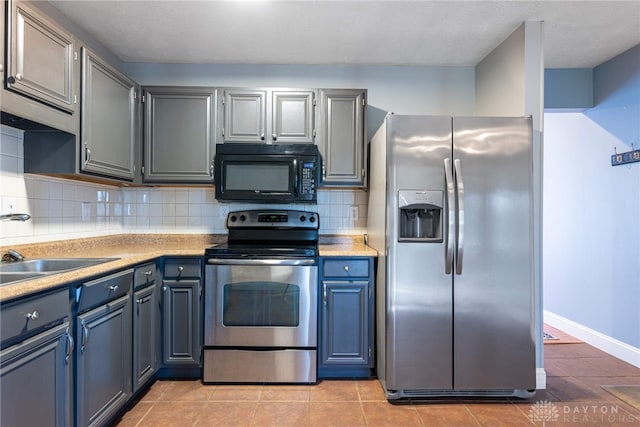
<box><xmin>301</xmin><ymin>161</ymin><xmax>317</xmax><ymax>195</ymax></box>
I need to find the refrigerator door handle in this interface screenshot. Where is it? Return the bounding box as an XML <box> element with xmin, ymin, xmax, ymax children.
<box><xmin>454</xmin><ymin>158</ymin><xmax>465</xmax><ymax>275</ymax></box>
<box><xmin>444</xmin><ymin>158</ymin><xmax>455</xmax><ymax>274</ymax></box>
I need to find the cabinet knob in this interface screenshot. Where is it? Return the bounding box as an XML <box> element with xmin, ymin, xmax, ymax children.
<box><xmin>272</xmin><ymin>134</ymin><xmax>277</xmax><ymax>141</ymax></box>
<box><xmin>25</xmin><ymin>310</ymin><xmax>40</xmax><ymax>320</ymax></box>
<box><xmin>108</xmin><ymin>285</ymin><xmax>118</xmax><ymax>292</ymax></box>
<box><xmin>15</xmin><ymin>73</ymin><xmax>23</xmax><ymax>81</ymax></box>
<box><xmin>178</xmin><ymin>266</ymin><xmax>184</xmax><ymax>272</ymax></box>
<box><xmin>144</xmin><ymin>270</ymin><xmax>153</xmax><ymax>277</ymax></box>
<box><xmin>343</xmin><ymin>265</ymin><xmax>349</xmax><ymax>272</ymax></box>
<box><xmin>260</xmin><ymin>133</ymin><xmax>265</xmax><ymax>141</ymax></box>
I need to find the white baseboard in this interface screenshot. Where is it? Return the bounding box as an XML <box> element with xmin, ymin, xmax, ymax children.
<box><xmin>544</xmin><ymin>310</ymin><xmax>640</xmax><ymax>368</ymax></box>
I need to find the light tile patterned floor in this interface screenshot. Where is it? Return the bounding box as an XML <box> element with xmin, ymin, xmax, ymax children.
<box><xmin>114</xmin><ymin>341</ymin><xmax>640</xmax><ymax>426</ymax></box>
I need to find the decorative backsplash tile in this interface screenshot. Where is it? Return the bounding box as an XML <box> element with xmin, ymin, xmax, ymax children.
<box><xmin>1</xmin><ymin>125</ymin><xmax>367</xmax><ymax>246</ymax></box>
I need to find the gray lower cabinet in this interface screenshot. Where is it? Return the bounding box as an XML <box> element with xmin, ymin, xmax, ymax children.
<box><xmin>81</xmin><ymin>47</ymin><xmax>138</xmax><ymax>181</ymax></box>
<box><xmin>0</xmin><ymin>289</ymin><xmax>72</xmax><ymax>427</ymax></box>
<box><xmin>319</xmin><ymin>257</ymin><xmax>374</xmax><ymax>378</ymax></box>
<box><xmin>132</xmin><ymin>262</ymin><xmax>158</xmax><ymax>392</ymax></box>
<box><xmin>75</xmin><ymin>269</ymin><xmax>133</xmax><ymax>427</ymax></box>
<box><xmin>143</xmin><ymin>87</ymin><xmax>216</xmax><ymax>183</ymax></box>
<box><xmin>316</xmin><ymin>89</ymin><xmax>367</xmax><ymax>187</ymax></box>
<box><xmin>161</xmin><ymin>258</ymin><xmax>202</xmax><ymax>367</ymax></box>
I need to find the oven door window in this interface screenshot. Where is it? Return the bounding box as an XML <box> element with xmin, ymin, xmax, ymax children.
<box><xmin>223</xmin><ymin>281</ymin><xmax>300</xmax><ymax>327</ymax></box>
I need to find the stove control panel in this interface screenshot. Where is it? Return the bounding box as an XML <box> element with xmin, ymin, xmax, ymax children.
<box><xmin>227</xmin><ymin>209</ymin><xmax>319</xmax><ymax>229</ymax></box>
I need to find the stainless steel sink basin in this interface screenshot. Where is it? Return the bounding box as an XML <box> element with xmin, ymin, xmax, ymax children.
<box><xmin>0</xmin><ymin>258</ymin><xmax>119</xmax><ymax>285</ymax></box>
<box><xmin>0</xmin><ymin>272</ymin><xmax>47</xmax><ymax>285</ymax></box>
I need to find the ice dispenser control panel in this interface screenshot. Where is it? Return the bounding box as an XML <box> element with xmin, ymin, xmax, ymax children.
<box><xmin>398</xmin><ymin>190</ymin><xmax>443</xmax><ymax>242</ymax></box>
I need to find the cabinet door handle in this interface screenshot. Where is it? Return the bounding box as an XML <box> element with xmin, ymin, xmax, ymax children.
<box><xmin>85</xmin><ymin>146</ymin><xmax>91</xmax><ymax>164</ymax></box>
<box><xmin>65</xmin><ymin>328</ymin><xmax>74</xmax><ymax>364</ymax></box>
<box><xmin>80</xmin><ymin>320</ymin><xmax>88</xmax><ymax>353</ymax></box>
<box><xmin>25</xmin><ymin>310</ymin><xmax>40</xmax><ymax>320</ymax></box>
<box><xmin>322</xmin><ymin>283</ymin><xmax>327</xmax><ymax>306</ymax></box>
<box><xmin>108</xmin><ymin>285</ymin><xmax>118</xmax><ymax>292</ymax></box>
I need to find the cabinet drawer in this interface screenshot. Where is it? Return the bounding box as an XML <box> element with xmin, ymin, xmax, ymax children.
<box><xmin>163</xmin><ymin>258</ymin><xmax>202</xmax><ymax>279</ymax></box>
<box><xmin>322</xmin><ymin>258</ymin><xmax>370</xmax><ymax>278</ymax></box>
<box><xmin>77</xmin><ymin>269</ymin><xmax>133</xmax><ymax>313</ymax></box>
<box><xmin>134</xmin><ymin>263</ymin><xmax>157</xmax><ymax>289</ymax></box>
<box><xmin>1</xmin><ymin>289</ymin><xmax>69</xmax><ymax>344</ymax></box>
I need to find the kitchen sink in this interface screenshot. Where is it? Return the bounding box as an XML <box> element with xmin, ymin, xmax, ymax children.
<box><xmin>0</xmin><ymin>258</ymin><xmax>119</xmax><ymax>286</ymax></box>
<box><xmin>0</xmin><ymin>272</ymin><xmax>47</xmax><ymax>285</ymax></box>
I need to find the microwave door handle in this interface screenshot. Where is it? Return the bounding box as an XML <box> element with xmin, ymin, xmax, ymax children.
<box><xmin>293</xmin><ymin>159</ymin><xmax>298</xmax><ymax>194</ymax></box>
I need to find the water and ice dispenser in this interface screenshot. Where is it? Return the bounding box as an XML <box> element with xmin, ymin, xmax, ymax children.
<box><xmin>398</xmin><ymin>190</ymin><xmax>443</xmax><ymax>242</ymax></box>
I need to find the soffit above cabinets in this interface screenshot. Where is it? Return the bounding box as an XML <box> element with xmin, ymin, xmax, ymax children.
<box><xmin>47</xmin><ymin>0</ymin><xmax>640</xmax><ymax>69</ymax></box>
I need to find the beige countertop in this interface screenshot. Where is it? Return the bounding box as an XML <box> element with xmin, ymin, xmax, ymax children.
<box><xmin>0</xmin><ymin>234</ymin><xmax>376</xmax><ymax>302</ymax></box>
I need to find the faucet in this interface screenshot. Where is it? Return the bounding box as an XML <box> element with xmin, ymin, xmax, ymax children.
<box><xmin>2</xmin><ymin>249</ymin><xmax>25</xmax><ymax>262</ymax></box>
<box><xmin>0</xmin><ymin>213</ymin><xmax>31</xmax><ymax>222</ymax></box>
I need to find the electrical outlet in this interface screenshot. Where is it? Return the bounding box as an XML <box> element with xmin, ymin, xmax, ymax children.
<box><xmin>350</xmin><ymin>206</ymin><xmax>359</xmax><ymax>220</ymax></box>
<box><xmin>219</xmin><ymin>205</ymin><xmax>229</xmax><ymax>219</ymax></box>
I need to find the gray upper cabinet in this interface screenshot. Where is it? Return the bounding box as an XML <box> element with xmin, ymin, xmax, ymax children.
<box><xmin>271</xmin><ymin>90</ymin><xmax>314</xmax><ymax>144</ymax></box>
<box><xmin>5</xmin><ymin>0</ymin><xmax>76</xmax><ymax>113</ymax></box>
<box><xmin>221</xmin><ymin>88</ymin><xmax>267</xmax><ymax>143</ymax></box>
<box><xmin>81</xmin><ymin>47</ymin><xmax>137</xmax><ymax>180</ymax></box>
<box><xmin>220</xmin><ymin>88</ymin><xmax>315</xmax><ymax>144</ymax></box>
<box><xmin>143</xmin><ymin>87</ymin><xmax>216</xmax><ymax>183</ymax></box>
<box><xmin>316</xmin><ymin>89</ymin><xmax>367</xmax><ymax>187</ymax></box>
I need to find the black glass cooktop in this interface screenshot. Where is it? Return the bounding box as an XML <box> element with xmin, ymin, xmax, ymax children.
<box><xmin>205</xmin><ymin>242</ymin><xmax>318</xmax><ymax>258</ymax></box>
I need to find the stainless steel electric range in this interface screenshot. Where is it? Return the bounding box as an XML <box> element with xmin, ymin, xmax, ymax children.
<box><xmin>203</xmin><ymin>209</ymin><xmax>319</xmax><ymax>384</ymax></box>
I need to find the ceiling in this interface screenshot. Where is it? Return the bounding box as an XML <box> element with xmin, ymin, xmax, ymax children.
<box><xmin>48</xmin><ymin>0</ymin><xmax>640</xmax><ymax>69</ymax></box>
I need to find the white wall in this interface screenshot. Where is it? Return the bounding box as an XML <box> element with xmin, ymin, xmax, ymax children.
<box><xmin>543</xmin><ymin>112</ymin><xmax>640</xmax><ymax>349</ymax></box>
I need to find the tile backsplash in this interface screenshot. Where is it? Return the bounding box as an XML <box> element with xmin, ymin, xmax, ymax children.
<box><xmin>1</xmin><ymin>125</ymin><xmax>367</xmax><ymax>246</ymax></box>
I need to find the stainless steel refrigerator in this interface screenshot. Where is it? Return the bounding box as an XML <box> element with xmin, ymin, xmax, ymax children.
<box><xmin>367</xmin><ymin>114</ymin><xmax>536</xmax><ymax>400</ymax></box>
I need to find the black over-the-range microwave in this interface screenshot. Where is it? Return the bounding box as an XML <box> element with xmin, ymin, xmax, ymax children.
<box><xmin>214</xmin><ymin>143</ymin><xmax>321</xmax><ymax>203</ymax></box>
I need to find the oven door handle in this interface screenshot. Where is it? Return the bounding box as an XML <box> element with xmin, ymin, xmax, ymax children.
<box><xmin>206</xmin><ymin>258</ymin><xmax>316</xmax><ymax>266</ymax></box>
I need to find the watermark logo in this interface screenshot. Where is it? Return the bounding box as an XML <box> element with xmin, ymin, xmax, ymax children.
<box><xmin>528</xmin><ymin>400</ymin><xmax>640</xmax><ymax>425</ymax></box>
<box><xmin>528</xmin><ymin>400</ymin><xmax>560</xmax><ymax>425</ymax></box>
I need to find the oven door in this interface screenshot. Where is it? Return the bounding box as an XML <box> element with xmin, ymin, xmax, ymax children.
<box><xmin>204</xmin><ymin>258</ymin><xmax>317</xmax><ymax>348</ymax></box>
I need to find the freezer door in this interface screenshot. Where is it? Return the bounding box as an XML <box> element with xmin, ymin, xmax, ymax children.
<box><xmin>452</xmin><ymin>116</ymin><xmax>535</xmax><ymax>391</ymax></box>
<box><xmin>385</xmin><ymin>115</ymin><xmax>454</xmax><ymax>390</ymax></box>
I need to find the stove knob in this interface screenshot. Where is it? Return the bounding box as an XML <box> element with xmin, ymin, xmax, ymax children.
<box><xmin>300</xmin><ymin>215</ymin><xmax>306</xmax><ymax>222</ymax></box>
<box><xmin>239</xmin><ymin>214</ymin><xmax>246</xmax><ymax>222</ymax></box>
<box><xmin>309</xmin><ymin>216</ymin><xmax>316</xmax><ymax>223</ymax></box>
<box><xmin>229</xmin><ymin>215</ymin><xmax>237</xmax><ymax>222</ymax></box>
